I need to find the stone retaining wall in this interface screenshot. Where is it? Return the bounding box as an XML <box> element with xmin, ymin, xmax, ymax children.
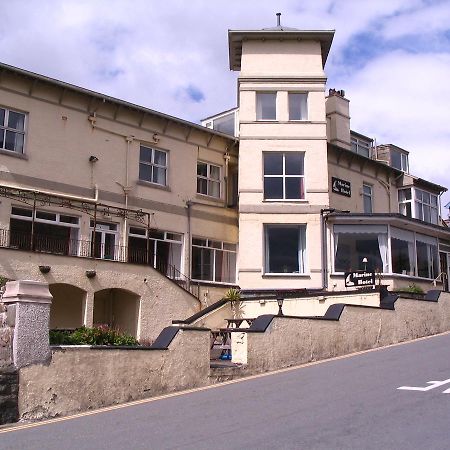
<box><xmin>243</xmin><ymin>293</ymin><xmax>450</xmax><ymax>373</ymax></box>
<box><xmin>19</xmin><ymin>327</ymin><xmax>210</xmax><ymax>420</ymax></box>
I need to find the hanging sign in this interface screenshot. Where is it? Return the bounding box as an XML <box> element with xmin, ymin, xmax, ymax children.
<box><xmin>332</xmin><ymin>177</ymin><xmax>351</xmax><ymax>197</ymax></box>
<box><xmin>344</xmin><ymin>271</ymin><xmax>375</xmax><ymax>287</ymax></box>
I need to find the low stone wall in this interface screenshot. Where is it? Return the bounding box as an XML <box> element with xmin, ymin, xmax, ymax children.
<box><xmin>243</xmin><ymin>292</ymin><xmax>450</xmax><ymax>373</ymax></box>
<box><xmin>19</xmin><ymin>327</ymin><xmax>210</xmax><ymax>420</ymax></box>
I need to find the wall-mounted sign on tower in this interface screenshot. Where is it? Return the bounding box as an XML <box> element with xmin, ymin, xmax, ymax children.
<box><xmin>332</xmin><ymin>177</ymin><xmax>351</xmax><ymax>197</ymax></box>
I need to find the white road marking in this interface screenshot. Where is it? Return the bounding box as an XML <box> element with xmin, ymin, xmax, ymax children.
<box><xmin>397</xmin><ymin>379</ymin><xmax>450</xmax><ymax>392</ymax></box>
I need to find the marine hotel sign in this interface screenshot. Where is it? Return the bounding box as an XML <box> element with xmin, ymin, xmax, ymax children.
<box><xmin>332</xmin><ymin>177</ymin><xmax>351</xmax><ymax>197</ymax></box>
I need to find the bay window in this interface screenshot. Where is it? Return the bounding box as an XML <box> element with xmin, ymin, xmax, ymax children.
<box><xmin>391</xmin><ymin>228</ymin><xmax>415</xmax><ymax>276</ymax></box>
<box><xmin>398</xmin><ymin>188</ymin><xmax>438</xmax><ymax>225</ymax></box>
<box><xmin>416</xmin><ymin>234</ymin><xmax>439</xmax><ymax>279</ymax></box>
<box><xmin>334</xmin><ymin>225</ymin><xmax>388</xmax><ymax>273</ymax></box>
<box><xmin>265</xmin><ymin>225</ymin><xmax>306</xmax><ymax>274</ymax></box>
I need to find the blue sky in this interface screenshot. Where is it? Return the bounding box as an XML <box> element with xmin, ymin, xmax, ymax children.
<box><xmin>0</xmin><ymin>0</ymin><xmax>449</xmax><ymax>209</ymax></box>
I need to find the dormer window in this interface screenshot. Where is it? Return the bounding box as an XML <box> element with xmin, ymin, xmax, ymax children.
<box><xmin>391</xmin><ymin>149</ymin><xmax>409</xmax><ymax>172</ymax></box>
<box><xmin>351</xmin><ymin>136</ymin><xmax>371</xmax><ymax>158</ymax></box>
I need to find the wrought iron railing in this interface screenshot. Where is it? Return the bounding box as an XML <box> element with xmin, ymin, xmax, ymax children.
<box><xmin>0</xmin><ymin>228</ymin><xmax>199</xmax><ymax>298</ymax></box>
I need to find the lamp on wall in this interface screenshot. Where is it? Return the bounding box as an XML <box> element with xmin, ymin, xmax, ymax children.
<box><xmin>362</xmin><ymin>257</ymin><xmax>368</xmax><ymax>271</ymax></box>
<box><xmin>276</xmin><ymin>296</ymin><xmax>284</xmax><ymax>316</ymax></box>
<box><xmin>89</xmin><ymin>155</ymin><xmax>99</xmax><ymax>163</ymax></box>
<box><xmin>38</xmin><ymin>265</ymin><xmax>51</xmax><ymax>274</ymax></box>
<box><xmin>85</xmin><ymin>270</ymin><xmax>96</xmax><ymax>278</ymax></box>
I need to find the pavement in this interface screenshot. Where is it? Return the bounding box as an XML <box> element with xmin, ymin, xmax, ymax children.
<box><xmin>2</xmin><ymin>332</ymin><xmax>450</xmax><ymax>449</ymax></box>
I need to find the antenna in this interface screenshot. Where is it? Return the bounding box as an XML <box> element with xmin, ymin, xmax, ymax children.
<box><xmin>276</xmin><ymin>12</ymin><xmax>281</xmax><ymax>27</ymax></box>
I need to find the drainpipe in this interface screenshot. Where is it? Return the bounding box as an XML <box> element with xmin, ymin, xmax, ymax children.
<box><xmin>223</xmin><ymin>151</ymin><xmax>230</xmax><ymax>206</ymax></box>
<box><xmin>320</xmin><ymin>209</ymin><xmax>329</xmax><ymax>290</ymax></box>
<box><xmin>186</xmin><ymin>200</ymin><xmax>193</xmax><ymax>283</ymax></box>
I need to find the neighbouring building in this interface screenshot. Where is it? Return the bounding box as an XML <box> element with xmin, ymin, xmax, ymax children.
<box><xmin>1</xmin><ymin>15</ymin><xmax>449</xmax><ymax>340</ymax></box>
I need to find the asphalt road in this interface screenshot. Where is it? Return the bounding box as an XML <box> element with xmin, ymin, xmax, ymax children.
<box><xmin>2</xmin><ymin>333</ymin><xmax>450</xmax><ymax>450</ymax></box>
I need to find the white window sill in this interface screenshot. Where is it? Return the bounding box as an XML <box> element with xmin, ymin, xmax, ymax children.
<box><xmin>263</xmin><ymin>273</ymin><xmax>310</xmax><ymax>278</ymax></box>
<box><xmin>263</xmin><ymin>199</ymin><xmax>308</xmax><ymax>203</ymax></box>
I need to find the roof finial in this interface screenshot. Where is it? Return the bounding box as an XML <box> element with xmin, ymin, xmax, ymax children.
<box><xmin>276</xmin><ymin>12</ymin><xmax>281</xmax><ymax>27</ymax></box>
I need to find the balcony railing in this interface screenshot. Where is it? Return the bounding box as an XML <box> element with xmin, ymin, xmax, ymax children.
<box><xmin>0</xmin><ymin>228</ymin><xmax>199</xmax><ymax>298</ymax></box>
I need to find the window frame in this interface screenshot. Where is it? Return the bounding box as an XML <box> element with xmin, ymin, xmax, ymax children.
<box><xmin>362</xmin><ymin>183</ymin><xmax>373</xmax><ymax>213</ymax></box>
<box><xmin>256</xmin><ymin>92</ymin><xmax>277</xmax><ymax>121</ymax></box>
<box><xmin>0</xmin><ymin>106</ymin><xmax>26</xmax><ymax>154</ymax></box>
<box><xmin>191</xmin><ymin>237</ymin><xmax>237</xmax><ymax>284</ymax></box>
<box><xmin>264</xmin><ymin>224</ymin><xmax>307</xmax><ymax>275</ymax></box>
<box><xmin>263</xmin><ymin>152</ymin><xmax>306</xmax><ymax>201</ymax></box>
<box><xmin>398</xmin><ymin>187</ymin><xmax>438</xmax><ymax>225</ymax></box>
<box><xmin>350</xmin><ymin>136</ymin><xmax>371</xmax><ymax>158</ymax></box>
<box><xmin>139</xmin><ymin>145</ymin><xmax>168</xmax><ymax>187</ymax></box>
<box><xmin>196</xmin><ymin>161</ymin><xmax>222</xmax><ymax>199</ymax></box>
<box><xmin>288</xmin><ymin>92</ymin><xmax>308</xmax><ymax>121</ymax></box>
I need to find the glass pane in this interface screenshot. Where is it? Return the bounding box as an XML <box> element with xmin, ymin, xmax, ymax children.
<box><xmin>4</xmin><ymin>130</ymin><xmax>16</xmax><ymax>151</ymax></box>
<box><xmin>166</xmin><ymin>233</ymin><xmax>182</xmax><ymax>242</ymax></box>
<box><xmin>431</xmin><ymin>208</ymin><xmax>438</xmax><ymax>225</ymax></box>
<box><xmin>215</xmin><ymin>249</ymin><xmax>236</xmax><ymax>283</ymax></box>
<box><xmin>391</xmin><ymin>238</ymin><xmax>412</xmax><ymax>275</ymax></box>
<box><xmin>431</xmin><ymin>195</ymin><xmax>438</xmax><ymax>206</ymax></box>
<box><xmin>8</xmin><ymin>111</ymin><xmax>25</xmax><ymax>131</ymax></box>
<box><xmin>223</xmin><ymin>243</ymin><xmax>236</xmax><ymax>251</ymax></box>
<box><xmin>423</xmin><ymin>205</ymin><xmax>431</xmax><ymax>223</ymax></box>
<box><xmin>415</xmin><ymin>202</ymin><xmax>423</xmax><ymax>220</ymax></box>
<box><xmin>0</xmin><ymin>108</ymin><xmax>4</xmax><ymax>126</ymax></box>
<box><xmin>139</xmin><ymin>163</ymin><xmax>152</xmax><ymax>182</ymax></box>
<box><xmin>197</xmin><ymin>178</ymin><xmax>208</xmax><ymax>195</ymax></box>
<box><xmin>192</xmin><ymin>238</ymin><xmax>207</xmax><ymax>246</ymax></box>
<box><xmin>104</xmin><ymin>233</ymin><xmax>116</xmax><ymax>260</ymax></box>
<box><xmin>391</xmin><ymin>150</ymin><xmax>401</xmax><ymax>170</ymax></box>
<box><xmin>285</xmin><ymin>177</ymin><xmax>303</xmax><ymax>199</ymax></box>
<box><xmin>288</xmin><ymin>93</ymin><xmax>307</xmax><ymax>120</ymax></box>
<box><xmin>36</xmin><ymin>211</ymin><xmax>57</xmax><ymax>221</ymax></box>
<box><xmin>208</xmin><ymin>240</ymin><xmax>221</xmax><ymax>249</ymax></box>
<box><xmin>422</xmin><ymin>192</ymin><xmax>430</xmax><ymax>204</ymax></box>
<box><xmin>264</xmin><ymin>153</ymin><xmax>283</xmax><ymax>175</ymax></box>
<box><xmin>153</xmin><ymin>167</ymin><xmax>166</xmax><ymax>185</ymax></box>
<box><xmin>213</xmin><ymin>114</ymin><xmax>235</xmax><ymax>136</ymax></box>
<box><xmin>209</xmin><ymin>165</ymin><xmax>220</xmax><ymax>180</ymax></box>
<box><xmin>334</xmin><ymin>232</ymin><xmax>382</xmax><ymax>272</ymax></box>
<box><xmin>192</xmin><ymin>246</ymin><xmax>213</xmax><ymax>281</ymax></box>
<box><xmin>208</xmin><ymin>180</ymin><xmax>220</xmax><ymax>198</ymax></box>
<box><xmin>364</xmin><ymin>194</ymin><xmax>372</xmax><ymax>213</ymax></box>
<box><xmin>267</xmin><ymin>226</ymin><xmax>301</xmax><ymax>273</ymax></box>
<box><xmin>140</xmin><ymin>146</ymin><xmax>152</xmax><ymax>163</ymax></box>
<box><xmin>416</xmin><ymin>241</ymin><xmax>430</xmax><ymax>278</ymax></box>
<box><xmin>285</xmin><ymin>153</ymin><xmax>304</xmax><ymax>175</ymax></box>
<box><xmin>264</xmin><ymin>177</ymin><xmax>283</xmax><ymax>199</ymax></box>
<box><xmin>0</xmin><ymin>130</ymin><xmax>4</xmax><ymax>148</ymax></box>
<box><xmin>154</xmin><ymin>150</ymin><xmax>166</xmax><ymax>166</ymax></box>
<box><xmin>363</xmin><ymin>185</ymin><xmax>371</xmax><ymax>195</ymax></box>
<box><xmin>15</xmin><ymin>133</ymin><xmax>24</xmax><ymax>153</ymax></box>
<box><xmin>129</xmin><ymin>227</ymin><xmax>146</xmax><ymax>236</ymax></box>
<box><xmin>59</xmin><ymin>215</ymin><xmax>79</xmax><ymax>224</ymax></box>
<box><xmin>149</xmin><ymin>230</ymin><xmax>164</xmax><ymax>240</ymax></box>
<box><xmin>11</xmin><ymin>207</ymin><xmax>32</xmax><ymax>217</ymax></box>
<box><xmin>197</xmin><ymin>162</ymin><xmax>207</xmax><ymax>176</ymax></box>
<box><xmin>256</xmin><ymin>93</ymin><xmax>276</xmax><ymax>120</ymax></box>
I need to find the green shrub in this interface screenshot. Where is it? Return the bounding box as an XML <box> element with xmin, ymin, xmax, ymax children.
<box><xmin>402</xmin><ymin>284</ymin><xmax>424</xmax><ymax>294</ymax></box>
<box><xmin>49</xmin><ymin>326</ymin><xmax>139</xmax><ymax>346</ymax></box>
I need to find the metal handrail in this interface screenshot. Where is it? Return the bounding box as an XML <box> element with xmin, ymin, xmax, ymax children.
<box><xmin>0</xmin><ymin>228</ymin><xmax>199</xmax><ymax>298</ymax></box>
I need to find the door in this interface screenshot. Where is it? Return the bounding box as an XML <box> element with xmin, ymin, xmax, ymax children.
<box><xmin>440</xmin><ymin>252</ymin><xmax>449</xmax><ymax>291</ymax></box>
<box><xmin>91</xmin><ymin>221</ymin><xmax>118</xmax><ymax>260</ymax></box>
